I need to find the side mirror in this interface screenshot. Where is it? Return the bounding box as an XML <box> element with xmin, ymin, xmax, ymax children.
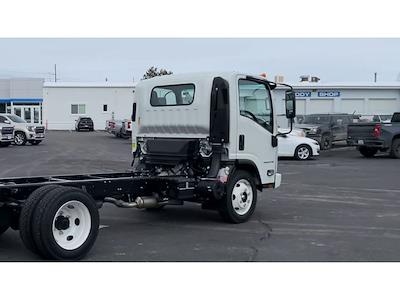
<box><xmin>285</xmin><ymin>90</ymin><xmax>296</xmax><ymax>119</ymax></box>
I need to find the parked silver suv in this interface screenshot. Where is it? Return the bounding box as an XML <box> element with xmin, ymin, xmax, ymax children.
<box><xmin>0</xmin><ymin>116</ymin><xmax>14</xmax><ymax>147</ymax></box>
<box><xmin>0</xmin><ymin>114</ymin><xmax>45</xmax><ymax>146</ymax></box>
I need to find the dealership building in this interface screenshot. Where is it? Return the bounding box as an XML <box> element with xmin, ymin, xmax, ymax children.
<box><xmin>2</xmin><ymin>77</ymin><xmax>400</xmax><ymax>130</ymax></box>
<box><xmin>0</xmin><ymin>78</ymin><xmax>44</xmax><ymax>124</ymax></box>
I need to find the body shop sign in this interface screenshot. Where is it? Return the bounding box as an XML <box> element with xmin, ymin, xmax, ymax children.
<box><xmin>318</xmin><ymin>91</ymin><xmax>340</xmax><ymax>97</ymax></box>
<box><xmin>295</xmin><ymin>91</ymin><xmax>311</xmax><ymax>97</ymax></box>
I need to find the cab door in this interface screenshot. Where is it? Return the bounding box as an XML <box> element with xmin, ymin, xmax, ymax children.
<box><xmin>235</xmin><ymin>78</ymin><xmax>277</xmax><ymax>185</ymax></box>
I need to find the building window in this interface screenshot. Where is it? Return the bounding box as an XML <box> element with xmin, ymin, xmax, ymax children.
<box><xmin>103</xmin><ymin>104</ymin><xmax>108</xmax><ymax>112</ymax></box>
<box><xmin>71</xmin><ymin>104</ymin><xmax>86</xmax><ymax>114</ymax></box>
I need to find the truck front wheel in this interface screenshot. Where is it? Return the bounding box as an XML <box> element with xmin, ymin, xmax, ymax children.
<box><xmin>218</xmin><ymin>170</ymin><xmax>257</xmax><ymax>224</ymax></box>
<box><xmin>359</xmin><ymin>146</ymin><xmax>378</xmax><ymax>158</ymax></box>
<box><xmin>31</xmin><ymin>186</ymin><xmax>99</xmax><ymax>260</ymax></box>
<box><xmin>390</xmin><ymin>139</ymin><xmax>400</xmax><ymax>159</ymax></box>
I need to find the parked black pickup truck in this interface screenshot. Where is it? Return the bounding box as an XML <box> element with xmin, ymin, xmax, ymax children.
<box><xmin>347</xmin><ymin>112</ymin><xmax>400</xmax><ymax>158</ymax></box>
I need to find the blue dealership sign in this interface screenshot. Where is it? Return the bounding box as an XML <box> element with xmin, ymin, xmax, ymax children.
<box><xmin>318</xmin><ymin>91</ymin><xmax>340</xmax><ymax>97</ymax></box>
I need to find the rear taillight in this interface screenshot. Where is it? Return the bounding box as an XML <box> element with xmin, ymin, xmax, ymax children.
<box><xmin>128</xmin><ymin>121</ymin><xmax>131</xmax><ymax>129</ymax></box>
<box><xmin>373</xmin><ymin>124</ymin><xmax>381</xmax><ymax>137</ymax></box>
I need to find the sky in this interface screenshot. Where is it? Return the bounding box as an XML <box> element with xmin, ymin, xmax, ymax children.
<box><xmin>0</xmin><ymin>38</ymin><xmax>400</xmax><ymax>84</ymax></box>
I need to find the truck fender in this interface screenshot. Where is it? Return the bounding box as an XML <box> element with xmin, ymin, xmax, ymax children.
<box><xmin>232</xmin><ymin>160</ymin><xmax>262</xmax><ymax>191</ymax></box>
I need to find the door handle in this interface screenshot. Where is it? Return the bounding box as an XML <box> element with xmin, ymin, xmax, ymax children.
<box><xmin>239</xmin><ymin>135</ymin><xmax>245</xmax><ymax>150</ymax></box>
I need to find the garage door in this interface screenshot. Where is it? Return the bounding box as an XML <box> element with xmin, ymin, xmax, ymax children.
<box><xmin>296</xmin><ymin>99</ymin><xmax>306</xmax><ymax>115</ymax></box>
<box><xmin>341</xmin><ymin>98</ymin><xmax>365</xmax><ymax>114</ymax></box>
<box><xmin>308</xmin><ymin>99</ymin><xmax>334</xmax><ymax>114</ymax></box>
<box><xmin>368</xmin><ymin>98</ymin><xmax>400</xmax><ymax>114</ymax></box>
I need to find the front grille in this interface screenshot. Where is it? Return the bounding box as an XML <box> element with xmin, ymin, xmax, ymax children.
<box><xmin>1</xmin><ymin>127</ymin><xmax>14</xmax><ymax>135</ymax></box>
<box><xmin>35</xmin><ymin>126</ymin><xmax>45</xmax><ymax>134</ymax></box>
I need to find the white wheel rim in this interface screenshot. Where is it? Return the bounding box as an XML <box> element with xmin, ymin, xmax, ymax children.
<box><xmin>297</xmin><ymin>147</ymin><xmax>310</xmax><ymax>159</ymax></box>
<box><xmin>52</xmin><ymin>200</ymin><xmax>91</xmax><ymax>250</ymax></box>
<box><xmin>231</xmin><ymin>179</ymin><xmax>253</xmax><ymax>216</ymax></box>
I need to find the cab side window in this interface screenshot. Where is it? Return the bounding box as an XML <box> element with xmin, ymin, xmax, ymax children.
<box><xmin>238</xmin><ymin>79</ymin><xmax>273</xmax><ymax>133</ymax></box>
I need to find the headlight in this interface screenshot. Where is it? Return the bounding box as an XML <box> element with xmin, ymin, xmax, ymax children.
<box><xmin>309</xmin><ymin>128</ymin><xmax>318</xmax><ymax>134</ymax></box>
<box><xmin>27</xmin><ymin>126</ymin><xmax>35</xmax><ymax>132</ymax></box>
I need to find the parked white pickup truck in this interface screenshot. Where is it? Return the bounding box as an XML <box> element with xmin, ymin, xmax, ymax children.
<box><xmin>0</xmin><ymin>114</ymin><xmax>45</xmax><ymax>146</ymax></box>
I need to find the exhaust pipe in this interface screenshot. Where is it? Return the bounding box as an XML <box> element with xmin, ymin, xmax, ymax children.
<box><xmin>104</xmin><ymin>196</ymin><xmax>164</xmax><ymax>209</ymax></box>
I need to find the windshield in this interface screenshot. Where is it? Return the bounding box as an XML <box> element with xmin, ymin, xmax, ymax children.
<box><xmin>303</xmin><ymin>115</ymin><xmax>330</xmax><ymax>124</ymax></box>
<box><xmin>238</xmin><ymin>79</ymin><xmax>273</xmax><ymax>132</ymax></box>
<box><xmin>7</xmin><ymin>114</ymin><xmax>26</xmax><ymax>123</ymax></box>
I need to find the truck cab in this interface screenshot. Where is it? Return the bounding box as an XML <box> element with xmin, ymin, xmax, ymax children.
<box><xmin>132</xmin><ymin>72</ymin><xmax>295</xmax><ymax>222</ymax></box>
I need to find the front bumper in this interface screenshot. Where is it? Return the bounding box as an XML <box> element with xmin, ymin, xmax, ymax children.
<box><xmin>27</xmin><ymin>131</ymin><xmax>46</xmax><ymax>141</ymax></box>
<box><xmin>0</xmin><ymin>134</ymin><xmax>14</xmax><ymax>142</ymax></box>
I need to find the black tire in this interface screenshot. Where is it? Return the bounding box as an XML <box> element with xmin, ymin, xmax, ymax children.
<box><xmin>31</xmin><ymin>186</ymin><xmax>99</xmax><ymax>260</ymax></box>
<box><xmin>294</xmin><ymin>144</ymin><xmax>312</xmax><ymax>160</ymax></box>
<box><xmin>19</xmin><ymin>185</ymin><xmax>60</xmax><ymax>255</ymax></box>
<box><xmin>320</xmin><ymin>134</ymin><xmax>332</xmax><ymax>150</ymax></box>
<box><xmin>359</xmin><ymin>146</ymin><xmax>378</xmax><ymax>158</ymax></box>
<box><xmin>14</xmin><ymin>131</ymin><xmax>27</xmax><ymax>146</ymax></box>
<box><xmin>218</xmin><ymin>170</ymin><xmax>257</xmax><ymax>224</ymax></box>
<box><xmin>0</xmin><ymin>206</ymin><xmax>12</xmax><ymax>235</ymax></box>
<box><xmin>0</xmin><ymin>142</ymin><xmax>11</xmax><ymax>147</ymax></box>
<box><xmin>30</xmin><ymin>140</ymin><xmax>42</xmax><ymax>145</ymax></box>
<box><xmin>390</xmin><ymin>139</ymin><xmax>400</xmax><ymax>159</ymax></box>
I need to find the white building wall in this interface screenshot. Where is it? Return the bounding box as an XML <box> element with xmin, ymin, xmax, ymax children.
<box><xmin>43</xmin><ymin>84</ymin><xmax>135</xmax><ymax>130</ymax></box>
<box><xmin>274</xmin><ymin>86</ymin><xmax>400</xmax><ymax>122</ymax></box>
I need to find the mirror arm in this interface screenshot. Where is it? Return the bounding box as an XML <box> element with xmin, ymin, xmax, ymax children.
<box><xmin>276</xmin><ymin>118</ymin><xmax>294</xmax><ymax>137</ymax></box>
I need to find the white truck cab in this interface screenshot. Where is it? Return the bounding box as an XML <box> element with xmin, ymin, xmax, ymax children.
<box><xmin>132</xmin><ymin>72</ymin><xmax>296</xmax><ymax>223</ymax></box>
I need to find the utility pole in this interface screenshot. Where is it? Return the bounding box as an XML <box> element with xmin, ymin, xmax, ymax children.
<box><xmin>54</xmin><ymin>64</ymin><xmax>57</xmax><ymax>82</ymax></box>
<box><xmin>374</xmin><ymin>72</ymin><xmax>377</xmax><ymax>83</ymax></box>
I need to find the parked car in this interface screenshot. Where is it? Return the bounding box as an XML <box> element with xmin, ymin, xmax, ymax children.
<box><xmin>278</xmin><ymin>128</ymin><xmax>320</xmax><ymax>160</ymax></box>
<box><xmin>106</xmin><ymin>118</ymin><xmax>130</xmax><ymax>138</ymax></box>
<box><xmin>121</xmin><ymin>119</ymin><xmax>132</xmax><ymax>139</ymax></box>
<box><xmin>75</xmin><ymin>116</ymin><xmax>94</xmax><ymax>131</ymax></box>
<box><xmin>295</xmin><ymin>113</ymin><xmax>353</xmax><ymax>150</ymax></box>
<box><xmin>0</xmin><ymin>114</ymin><xmax>45</xmax><ymax>146</ymax></box>
<box><xmin>347</xmin><ymin>112</ymin><xmax>400</xmax><ymax>158</ymax></box>
<box><xmin>0</xmin><ymin>116</ymin><xmax>14</xmax><ymax>147</ymax></box>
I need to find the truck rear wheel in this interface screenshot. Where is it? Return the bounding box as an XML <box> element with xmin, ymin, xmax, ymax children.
<box><xmin>390</xmin><ymin>139</ymin><xmax>400</xmax><ymax>159</ymax></box>
<box><xmin>31</xmin><ymin>186</ymin><xmax>99</xmax><ymax>260</ymax></box>
<box><xmin>20</xmin><ymin>185</ymin><xmax>60</xmax><ymax>254</ymax></box>
<box><xmin>0</xmin><ymin>207</ymin><xmax>12</xmax><ymax>235</ymax></box>
<box><xmin>359</xmin><ymin>146</ymin><xmax>378</xmax><ymax>158</ymax></box>
<box><xmin>218</xmin><ymin>170</ymin><xmax>257</xmax><ymax>224</ymax></box>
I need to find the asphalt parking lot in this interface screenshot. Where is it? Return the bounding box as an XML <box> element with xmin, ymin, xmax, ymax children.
<box><xmin>0</xmin><ymin>131</ymin><xmax>399</xmax><ymax>261</ymax></box>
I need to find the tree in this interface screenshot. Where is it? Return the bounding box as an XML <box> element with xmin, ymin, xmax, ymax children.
<box><xmin>142</xmin><ymin>66</ymin><xmax>173</xmax><ymax>80</ymax></box>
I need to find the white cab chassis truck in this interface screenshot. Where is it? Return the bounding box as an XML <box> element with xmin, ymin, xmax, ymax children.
<box><xmin>0</xmin><ymin>72</ymin><xmax>296</xmax><ymax>260</ymax></box>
